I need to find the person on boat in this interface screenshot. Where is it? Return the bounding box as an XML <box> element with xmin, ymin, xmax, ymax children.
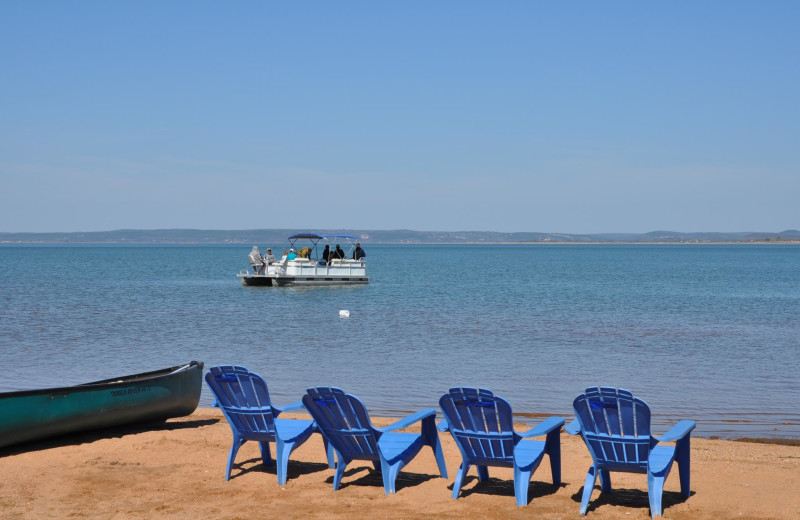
<box><xmin>334</xmin><ymin>244</ymin><xmax>345</xmax><ymax>260</ymax></box>
<box><xmin>286</xmin><ymin>248</ymin><xmax>297</xmax><ymax>261</ymax></box>
<box><xmin>297</xmin><ymin>246</ymin><xmax>311</xmax><ymax>258</ymax></box>
<box><xmin>263</xmin><ymin>248</ymin><xmax>276</xmax><ymax>266</ymax></box>
<box><xmin>321</xmin><ymin>245</ymin><xmax>331</xmax><ymax>265</ymax></box>
<box><xmin>248</xmin><ymin>246</ymin><xmax>265</xmax><ymax>274</ymax></box>
<box><xmin>353</xmin><ymin>243</ymin><xmax>366</xmax><ymax>260</ymax></box>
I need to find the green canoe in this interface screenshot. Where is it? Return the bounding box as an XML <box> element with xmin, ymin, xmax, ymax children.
<box><xmin>0</xmin><ymin>361</ymin><xmax>203</xmax><ymax>450</ymax></box>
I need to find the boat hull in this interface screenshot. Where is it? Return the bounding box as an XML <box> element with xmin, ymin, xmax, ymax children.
<box><xmin>240</xmin><ymin>274</ymin><xmax>369</xmax><ymax>286</ymax></box>
<box><xmin>0</xmin><ymin>361</ymin><xmax>203</xmax><ymax>449</ymax></box>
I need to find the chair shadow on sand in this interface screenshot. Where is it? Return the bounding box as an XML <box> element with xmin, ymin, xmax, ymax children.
<box><xmin>449</xmin><ymin>474</ymin><xmax>564</xmax><ymax>504</ymax></box>
<box><xmin>229</xmin><ymin>457</ymin><xmax>331</xmax><ymax>482</ymax></box>
<box><xmin>0</xmin><ymin>417</ymin><xmax>221</xmax><ymax>457</ymax></box>
<box><xmin>569</xmin><ymin>485</ymin><xmax>695</xmax><ymax>516</ymax></box>
<box><xmin>321</xmin><ymin>464</ymin><xmax>441</xmax><ymax>492</ymax></box>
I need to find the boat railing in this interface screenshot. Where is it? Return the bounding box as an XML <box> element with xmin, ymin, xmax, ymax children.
<box><xmin>281</xmin><ymin>258</ymin><xmax>365</xmax><ymax>276</ymax></box>
<box><xmin>328</xmin><ymin>259</ymin><xmax>366</xmax><ymax>268</ymax></box>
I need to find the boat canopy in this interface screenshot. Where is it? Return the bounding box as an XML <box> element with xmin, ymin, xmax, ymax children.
<box><xmin>288</xmin><ymin>233</ymin><xmax>325</xmax><ymax>240</ymax></box>
<box><xmin>286</xmin><ymin>233</ymin><xmax>361</xmax><ymax>258</ymax></box>
<box><xmin>287</xmin><ymin>233</ymin><xmax>359</xmax><ymax>243</ymax></box>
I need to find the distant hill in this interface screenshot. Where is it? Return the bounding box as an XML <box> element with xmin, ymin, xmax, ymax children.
<box><xmin>1</xmin><ymin>229</ymin><xmax>799</xmax><ymax>244</ymax></box>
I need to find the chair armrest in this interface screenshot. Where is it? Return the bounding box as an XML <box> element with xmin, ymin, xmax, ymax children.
<box><xmin>518</xmin><ymin>416</ymin><xmax>565</xmax><ymax>438</ymax></box>
<box><xmin>273</xmin><ymin>400</ymin><xmax>305</xmax><ymax>415</ymax></box>
<box><xmin>654</xmin><ymin>420</ymin><xmax>696</xmax><ymax>443</ymax></box>
<box><xmin>437</xmin><ymin>419</ymin><xmax>450</xmax><ymax>433</ymax></box>
<box><xmin>376</xmin><ymin>408</ymin><xmax>437</xmax><ymax>433</ymax></box>
<box><xmin>565</xmin><ymin>419</ymin><xmax>582</xmax><ymax>435</ymax></box>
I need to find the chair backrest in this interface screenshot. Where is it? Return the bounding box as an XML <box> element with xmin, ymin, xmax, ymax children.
<box><xmin>439</xmin><ymin>387</ymin><xmax>516</xmax><ymax>466</ymax></box>
<box><xmin>303</xmin><ymin>387</ymin><xmax>379</xmax><ymax>461</ymax></box>
<box><xmin>572</xmin><ymin>386</ymin><xmax>652</xmax><ymax>472</ymax></box>
<box><xmin>248</xmin><ymin>247</ymin><xmax>264</xmax><ymax>268</ymax></box>
<box><xmin>205</xmin><ymin>365</ymin><xmax>276</xmax><ymax>437</ymax></box>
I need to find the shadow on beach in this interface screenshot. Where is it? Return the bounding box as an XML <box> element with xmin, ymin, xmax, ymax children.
<box><xmin>319</xmin><ymin>466</ymin><xmax>443</xmax><ymax>493</ymax></box>
<box><xmin>570</xmin><ymin>485</ymin><xmax>694</xmax><ymax>516</ymax></box>
<box><xmin>447</xmin><ymin>476</ymin><xmax>563</xmax><ymax>504</ymax></box>
<box><xmin>0</xmin><ymin>417</ymin><xmax>220</xmax><ymax>457</ymax></box>
<box><xmin>228</xmin><ymin>457</ymin><xmax>331</xmax><ymax>481</ymax></box>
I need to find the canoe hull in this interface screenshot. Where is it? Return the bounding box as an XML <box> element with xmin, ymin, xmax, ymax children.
<box><xmin>0</xmin><ymin>361</ymin><xmax>203</xmax><ymax>449</ymax></box>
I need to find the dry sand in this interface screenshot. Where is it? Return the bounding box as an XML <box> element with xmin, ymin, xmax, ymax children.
<box><xmin>1</xmin><ymin>408</ymin><xmax>798</xmax><ymax>520</ymax></box>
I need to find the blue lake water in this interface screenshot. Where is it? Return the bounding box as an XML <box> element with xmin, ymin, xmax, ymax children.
<box><xmin>1</xmin><ymin>243</ymin><xmax>798</xmax><ymax>440</ymax></box>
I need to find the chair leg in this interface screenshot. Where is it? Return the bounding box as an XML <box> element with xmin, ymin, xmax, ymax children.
<box><xmin>580</xmin><ymin>466</ymin><xmax>598</xmax><ymax>515</ymax></box>
<box><xmin>477</xmin><ymin>465</ymin><xmax>490</xmax><ymax>482</ymax></box>
<box><xmin>676</xmin><ymin>436</ymin><xmax>692</xmax><ymax>498</ymax></box>
<box><xmin>225</xmin><ymin>436</ymin><xmax>245</xmax><ymax>481</ymax></box>
<box><xmin>323</xmin><ymin>438</ymin><xmax>335</xmax><ymax>469</ymax></box>
<box><xmin>599</xmin><ymin>469</ymin><xmax>612</xmax><ymax>493</ymax></box>
<box><xmin>275</xmin><ymin>438</ymin><xmax>294</xmax><ymax>486</ymax></box>
<box><xmin>647</xmin><ymin>473</ymin><xmax>665</xmax><ymax>518</ymax></box>
<box><xmin>421</xmin><ymin>415</ymin><xmax>449</xmax><ymax>479</ymax></box>
<box><xmin>513</xmin><ymin>466</ymin><xmax>533</xmax><ymax>507</ymax></box>
<box><xmin>452</xmin><ymin>463</ymin><xmax>470</xmax><ymax>499</ymax></box>
<box><xmin>332</xmin><ymin>456</ymin><xmax>348</xmax><ymax>491</ymax></box>
<box><xmin>545</xmin><ymin>429</ymin><xmax>562</xmax><ymax>486</ymax></box>
<box><xmin>380</xmin><ymin>458</ymin><xmax>402</xmax><ymax>495</ymax></box>
<box><xmin>259</xmin><ymin>441</ymin><xmax>274</xmax><ymax>466</ymax></box>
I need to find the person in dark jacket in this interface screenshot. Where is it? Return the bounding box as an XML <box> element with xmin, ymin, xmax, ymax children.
<box><xmin>353</xmin><ymin>243</ymin><xmax>366</xmax><ymax>260</ymax></box>
<box><xmin>334</xmin><ymin>244</ymin><xmax>345</xmax><ymax>259</ymax></box>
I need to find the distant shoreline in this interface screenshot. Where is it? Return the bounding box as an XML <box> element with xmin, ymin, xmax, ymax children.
<box><xmin>2</xmin><ymin>228</ymin><xmax>799</xmax><ymax>245</ymax></box>
<box><xmin>2</xmin><ymin>240</ymin><xmax>799</xmax><ymax>245</ymax></box>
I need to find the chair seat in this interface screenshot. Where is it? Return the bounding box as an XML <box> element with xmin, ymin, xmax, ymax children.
<box><xmin>274</xmin><ymin>418</ymin><xmax>315</xmax><ymax>442</ymax></box>
<box><xmin>513</xmin><ymin>439</ymin><xmax>547</xmax><ymax>471</ymax></box>
<box><xmin>647</xmin><ymin>444</ymin><xmax>676</xmax><ymax>476</ymax></box>
<box><xmin>377</xmin><ymin>432</ymin><xmax>424</xmax><ymax>465</ymax></box>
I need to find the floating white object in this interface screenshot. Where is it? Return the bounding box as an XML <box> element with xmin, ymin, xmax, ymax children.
<box><xmin>339</xmin><ymin>310</ymin><xmax>350</xmax><ymax>318</ymax></box>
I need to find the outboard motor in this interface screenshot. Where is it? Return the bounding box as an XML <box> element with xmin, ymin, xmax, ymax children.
<box><xmin>248</xmin><ymin>246</ymin><xmax>265</xmax><ymax>272</ymax></box>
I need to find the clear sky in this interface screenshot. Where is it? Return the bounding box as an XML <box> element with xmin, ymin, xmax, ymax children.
<box><xmin>1</xmin><ymin>2</ymin><xmax>798</xmax><ymax>234</ymax></box>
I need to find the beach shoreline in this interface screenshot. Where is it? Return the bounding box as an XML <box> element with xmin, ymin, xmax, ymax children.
<box><xmin>1</xmin><ymin>408</ymin><xmax>798</xmax><ymax>519</ymax></box>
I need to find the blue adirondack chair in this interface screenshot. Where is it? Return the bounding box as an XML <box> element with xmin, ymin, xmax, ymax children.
<box><xmin>438</xmin><ymin>387</ymin><xmax>565</xmax><ymax>506</ymax></box>
<box><xmin>566</xmin><ymin>386</ymin><xmax>696</xmax><ymax>517</ymax></box>
<box><xmin>205</xmin><ymin>365</ymin><xmax>332</xmax><ymax>484</ymax></box>
<box><xmin>302</xmin><ymin>386</ymin><xmax>449</xmax><ymax>494</ymax></box>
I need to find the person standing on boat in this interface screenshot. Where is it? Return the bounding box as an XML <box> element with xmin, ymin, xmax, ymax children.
<box><xmin>321</xmin><ymin>245</ymin><xmax>331</xmax><ymax>265</ymax></box>
<box><xmin>334</xmin><ymin>244</ymin><xmax>345</xmax><ymax>260</ymax></box>
<box><xmin>353</xmin><ymin>243</ymin><xmax>366</xmax><ymax>260</ymax></box>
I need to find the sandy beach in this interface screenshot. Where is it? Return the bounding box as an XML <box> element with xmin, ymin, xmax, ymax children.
<box><xmin>1</xmin><ymin>408</ymin><xmax>798</xmax><ymax>520</ymax></box>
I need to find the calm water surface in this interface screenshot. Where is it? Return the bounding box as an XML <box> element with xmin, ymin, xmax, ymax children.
<box><xmin>1</xmin><ymin>243</ymin><xmax>798</xmax><ymax>439</ymax></box>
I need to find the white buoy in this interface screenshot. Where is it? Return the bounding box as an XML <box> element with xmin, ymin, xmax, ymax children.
<box><xmin>339</xmin><ymin>309</ymin><xmax>350</xmax><ymax>318</ymax></box>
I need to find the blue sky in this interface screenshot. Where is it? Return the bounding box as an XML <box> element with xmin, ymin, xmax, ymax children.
<box><xmin>1</xmin><ymin>2</ymin><xmax>798</xmax><ymax>233</ymax></box>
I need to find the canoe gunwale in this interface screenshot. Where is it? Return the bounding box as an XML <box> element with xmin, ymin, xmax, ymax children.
<box><xmin>0</xmin><ymin>361</ymin><xmax>203</xmax><ymax>399</ymax></box>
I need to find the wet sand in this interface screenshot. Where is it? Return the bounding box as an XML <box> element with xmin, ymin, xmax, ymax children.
<box><xmin>1</xmin><ymin>408</ymin><xmax>798</xmax><ymax>519</ymax></box>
